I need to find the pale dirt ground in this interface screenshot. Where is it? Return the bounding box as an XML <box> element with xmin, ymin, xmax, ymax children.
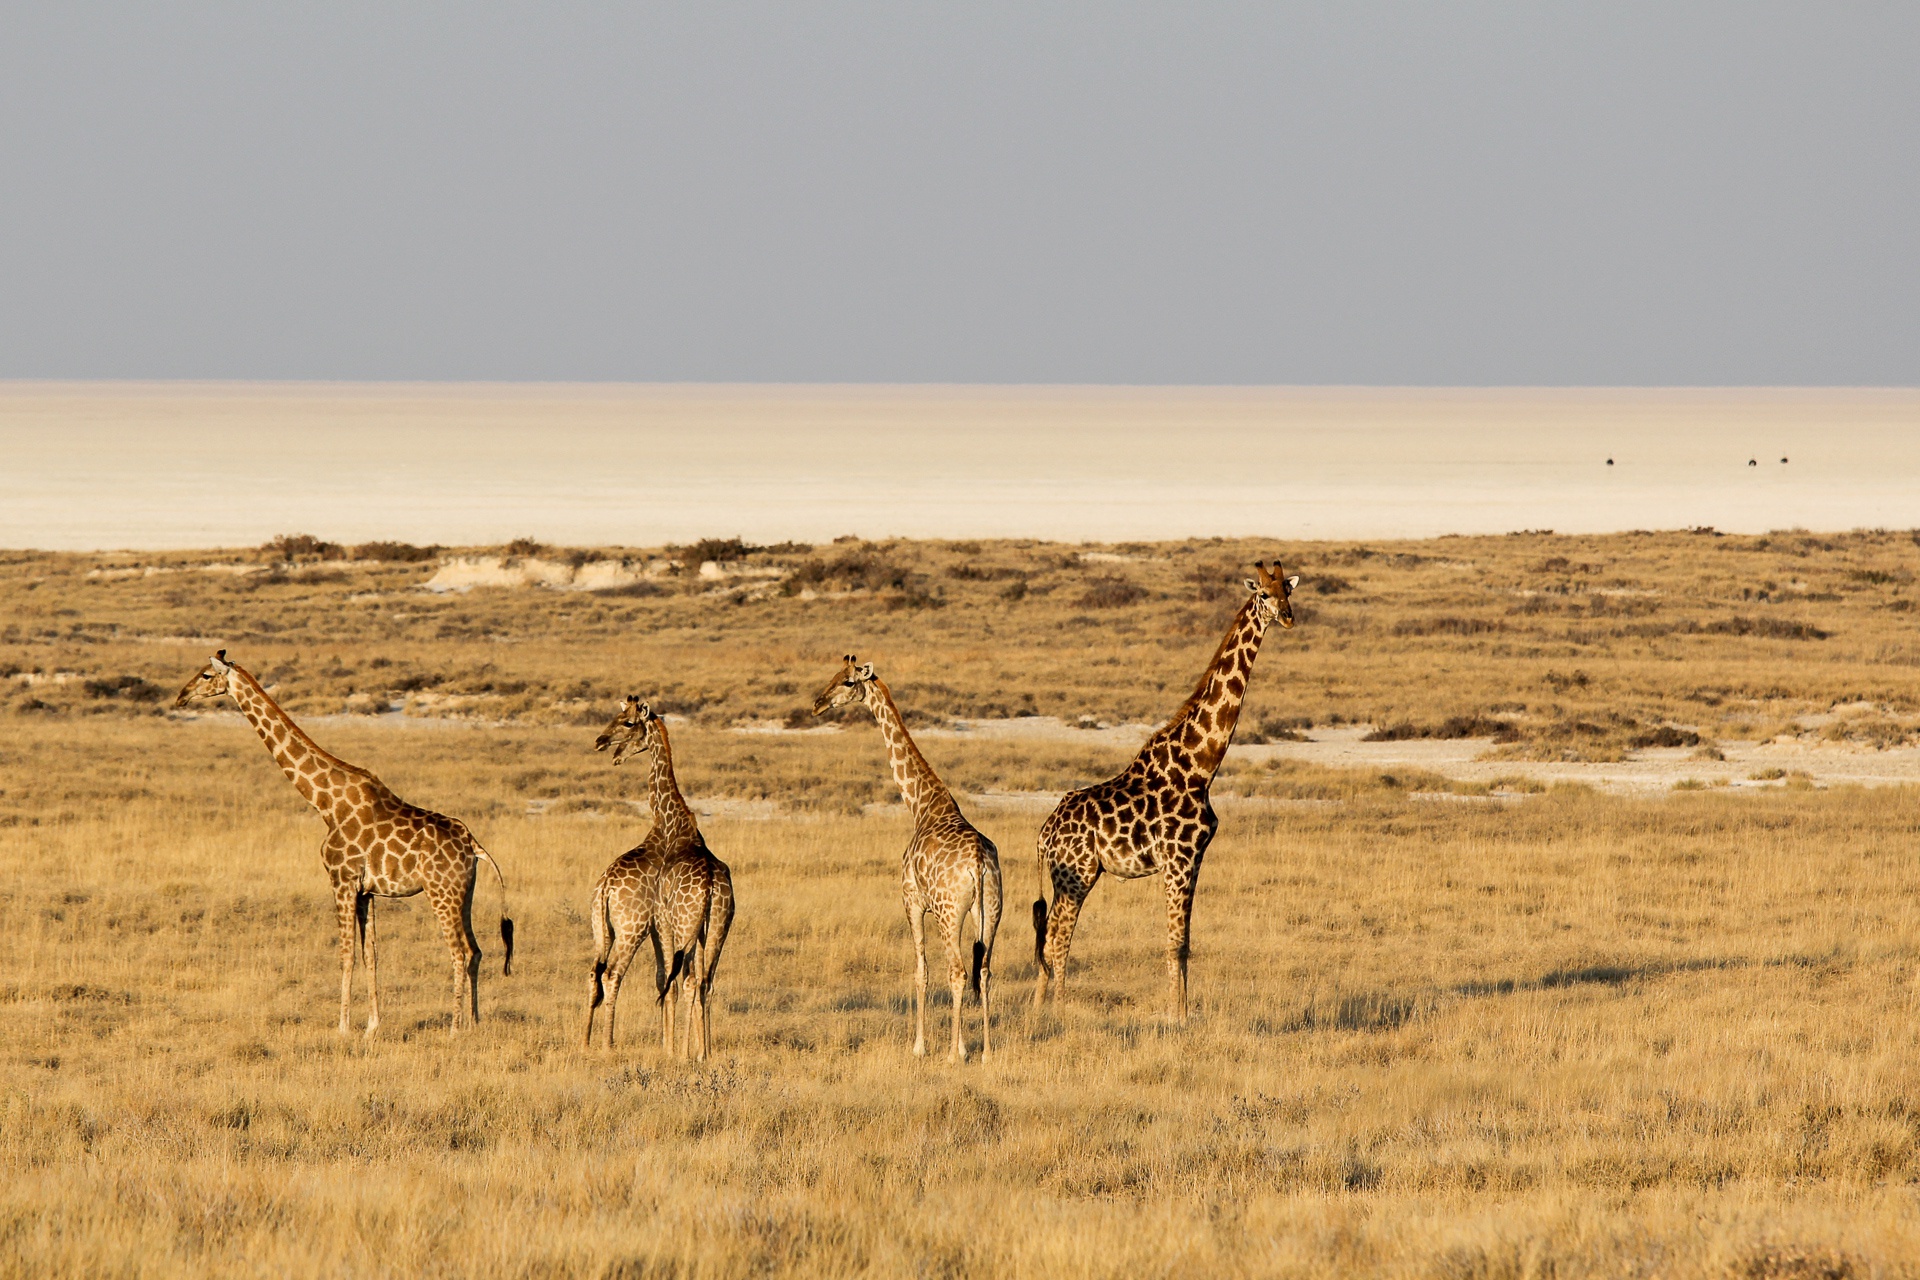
<box><xmin>4</xmin><ymin>382</ymin><xmax>1919</xmax><ymax>549</ymax></box>
<box><xmin>293</xmin><ymin>711</ymin><xmax>1920</xmax><ymax>808</ymax></box>
<box><xmin>929</xmin><ymin>718</ymin><xmax>1920</xmax><ymax>800</ymax></box>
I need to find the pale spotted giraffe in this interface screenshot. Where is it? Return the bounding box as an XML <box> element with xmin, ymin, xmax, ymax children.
<box><xmin>1032</xmin><ymin>561</ymin><xmax>1298</xmax><ymax>1023</ymax></box>
<box><xmin>174</xmin><ymin>650</ymin><xmax>512</xmax><ymax>1035</ymax></box>
<box><xmin>813</xmin><ymin>656</ymin><xmax>1003</xmax><ymax>1061</ymax></box>
<box><xmin>588</xmin><ymin>700</ymin><xmax>734</xmax><ymax>1060</ymax></box>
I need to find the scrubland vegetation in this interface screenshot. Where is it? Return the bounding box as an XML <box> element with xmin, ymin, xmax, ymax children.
<box><xmin>5</xmin><ymin>529</ymin><xmax>1920</xmax><ymax>1276</ymax></box>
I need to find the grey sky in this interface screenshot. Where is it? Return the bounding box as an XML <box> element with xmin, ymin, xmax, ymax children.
<box><xmin>1</xmin><ymin>4</ymin><xmax>1913</xmax><ymax>384</ymax></box>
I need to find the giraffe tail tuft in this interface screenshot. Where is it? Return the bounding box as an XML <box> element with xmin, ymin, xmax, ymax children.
<box><xmin>500</xmin><ymin>916</ymin><xmax>515</xmax><ymax>977</ymax></box>
<box><xmin>1031</xmin><ymin>898</ymin><xmax>1049</xmax><ymax>974</ymax></box>
<box><xmin>970</xmin><ymin>939</ymin><xmax>986</xmax><ymax>999</ymax></box>
<box><xmin>588</xmin><ymin>958</ymin><xmax>606</xmax><ymax>1010</ymax></box>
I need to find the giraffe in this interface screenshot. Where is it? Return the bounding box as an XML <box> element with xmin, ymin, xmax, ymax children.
<box><xmin>1031</xmin><ymin>561</ymin><xmax>1298</xmax><ymax>1023</ymax></box>
<box><xmin>173</xmin><ymin>650</ymin><xmax>512</xmax><ymax>1035</ymax></box>
<box><xmin>587</xmin><ymin>700</ymin><xmax>734</xmax><ymax>1060</ymax></box>
<box><xmin>813</xmin><ymin>656</ymin><xmax>1003</xmax><ymax>1062</ymax></box>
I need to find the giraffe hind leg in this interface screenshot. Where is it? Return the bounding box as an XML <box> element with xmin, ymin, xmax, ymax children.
<box><xmin>602</xmin><ymin>931</ymin><xmax>648</xmax><ymax>1051</ymax></box>
<box><xmin>360</xmin><ymin>894</ymin><xmax>381</xmax><ymax>1038</ymax></box>
<box><xmin>978</xmin><ymin>858</ymin><xmax>1001</xmax><ymax>1058</ymax></box>
<box><xmin>696</xmin><ymin>871</ymin><xmax>734</xmax><ymax>1061</ymax></box>
<box><xmin>1036</xmin><ymin>869</ymin><xmax>1096</xmax><ymax>1010</ymax></box>
<box><xmin>429</xmin><ymin>885</ymin><xmax>480</xmax><ymax>1034</ymax></box>
<box><xmin>907</xmin><ymin>893</ymin><xmax>929</xmax><ymax>1058</ymax></box>
<box><xmin>943</xmin><ymin>905</ymin><xmax>969</xmax><ymax>1064</ymax></box>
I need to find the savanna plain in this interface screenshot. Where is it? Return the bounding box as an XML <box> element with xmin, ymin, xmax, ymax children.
<box><xmin>9</xmin><ymin>528</ymin><xmax>1920</xmax><ymax>1277</ymax></box>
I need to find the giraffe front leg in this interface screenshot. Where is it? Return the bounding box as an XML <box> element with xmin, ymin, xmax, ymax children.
<box><xmin>334</xmin><ymin>888</ymin><xmax>358</xmax><ymax>1036</ymax></box>
<box><xmin>1164</xmin><ymin>858</ymin><xmax>1202</xmax><ymax>1024</ymax></box>
<box><xmin>359</xmin><ymin>894</ymin><xmax>381</xmax><ymax>1038</ymax></box>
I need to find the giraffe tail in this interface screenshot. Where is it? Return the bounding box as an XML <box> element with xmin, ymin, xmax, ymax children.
<box><xmin>1032</xmin><ymin>843</ymin><xmax>1050</xmax><ymax>977</ymax></box>
<box><xmin>658</xmin><ymin>948</ymin><xmax>688</xmax><ymax>1005</ymax></box>
<box><xmin>474</xmin><ymin>845</ymin><xmax>515</xmax><ymax>977</ymax></box>
<box><xmin>587</xmin><ymin>880</ymin><xmax>611</xmax><ymax>1011</ymax></box>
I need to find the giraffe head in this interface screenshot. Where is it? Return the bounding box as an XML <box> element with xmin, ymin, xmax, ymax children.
<box><xmin>811</xmin><ymin>654</ymin><xmax>877</xmax><ymax>717</ymax></box>
<box><xmin>1244</xmin><ymin>561</ymin><xmax>1300</xmax><ymax>629</ymax></box>
<box><xmin>173</xmin><ymin>649</ymin><xmax>236</xmax><ymax>708</ymax></box>
<box><xmin>594</xmin><ymin>696</ymin><xmax>662</xmax><ymax>764</ymax></box>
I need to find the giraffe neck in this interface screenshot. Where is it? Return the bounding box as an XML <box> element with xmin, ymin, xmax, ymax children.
<box><xmin>224</xmin><ymin>664</ymin><xmax>362</xmax><ymax>813</ymax></box>
<box><xmin>865</xmin><ymin>678</ymin><xmax>960</xmax><ymax>822</ymax></box>
<box><xmin>1147</xmin><ymin>595</ymin><xmax>1272</xmax><ymax>781</ymax></box>
<box><xmin>644</xmin><ymin>720</ymin><xmax>700</xmax><ymax>845</ymax></box>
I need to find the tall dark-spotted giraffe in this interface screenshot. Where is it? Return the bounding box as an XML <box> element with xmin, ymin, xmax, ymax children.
<box><xmin>1031</xmin><ymin>561</ymin><xmax>1299</xmax><ymax>1022</ymax></box>
<box><xmin>173</xmin><ymin>651</ymin><xmax>512</xmax><ymax>1036</ymax></box>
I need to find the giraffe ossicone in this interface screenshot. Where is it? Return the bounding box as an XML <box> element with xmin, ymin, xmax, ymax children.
<box><xmin>1031</xmin><ymin>560</ymin><xmax>1299</xmax><ymax>1023</ymax></box>
<box><xmin>813</xmin><ymin>655</ymin><xmax>1002</xmax><ymax>1062</ymax></box>
<box><xmin>173</xmin><ymin>650</ymin><xmax>513</xmax><ymax>1036</ymax></box>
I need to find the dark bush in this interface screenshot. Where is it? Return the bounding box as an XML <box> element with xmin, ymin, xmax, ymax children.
<box><xmin>1363</xmin><ymin>715</ymin><xmax>1518</xmax><ymax>743</ymax></box>
<box><xmin>503</xmin><ymin>538</ymin><xmax>546</xmax><ymax>558</ymax></box>
<box><xmin>261</xmin><ymin>534</ymin><xmax>342</xmax><ymax>562</ymax></box>
<box><xmin>1185</xmin><ymin>564</ymin><xmax>1241</xmax><ymax>601</ymax></box>
<box><xmin>1391</xmin><ymin>616</ymin><xmax>1505</xmax><ymax>637</ymax></box>
<box><xmin>1702</xmin><ymin>616</ymin><xmax>1830</xmax><ymax>641</ymax></box>
<box><xmin>783</xmin><ymin>552</ymin><xmax>914</xmax><ymax>595</ymax></box>
<box><xmin>83</xmin><ymin>675</ymin><xmax>162</xmax><ymax>703</ymax></box>
<box><xmin>947</xmin><ymin>563</ymin><xmax>1028</xmax><ymax>582</ymax></box>
<box><xmin>1629</xmin><ymin>725</ymin><xmax>1702</xmax><ymax>749</ymax></box>
<box><xmin>682</xmin><ymin>537</ymin><xmax>759</xmax><ymax>564</ymax></box>
<box><xmin>349</xmin><ymin>541</ymin><xmax>439</xmax><ymax>563</ymax></box>
<box><xmin>1077</xmin><ymin>576</ymin><xmax>1147</xmax><ymax>609</ymax></box>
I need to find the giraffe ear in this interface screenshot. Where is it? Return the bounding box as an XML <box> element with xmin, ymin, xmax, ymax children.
<box><xmin>212</xmin><ymin>649</ymin><xmax>230</xmax><ymax>668</ymax></box>
<box><xmin>638</xmin><ymin>701</ymin><xmax>654</xmax><ymax>720</ymax></box>
<box><xmin>855</xmin><ymin>663</ymin><xmax>875</xmax><ymax>681</ymax></box>
<box><xmin>1285</xmin><ymin>575</ymin><xmax>1300</xmax><ymax>593</ymax></box>
<box><xmin>1243</xmin><ymin>578</ymin><xmax>1261</xmax><ymax>594</ymax></box>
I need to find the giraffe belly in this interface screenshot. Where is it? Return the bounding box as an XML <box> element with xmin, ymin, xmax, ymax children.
<box><xmin>1096</xmin><ymin>835</ymin><xmax>1165</xmax><ymax>880</ymax></box>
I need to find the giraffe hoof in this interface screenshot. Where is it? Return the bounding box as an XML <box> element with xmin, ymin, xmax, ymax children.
<box><xmin>912</xmin><ymin>1043</ymin><xmax>927</xmax><ymax>1057</ymax></box>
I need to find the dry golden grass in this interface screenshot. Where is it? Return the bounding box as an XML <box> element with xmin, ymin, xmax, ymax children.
<box><xmin>6</xmin><ymin>532</ymin><xmax>1920</xmax><ymax>1276</ymax></box>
